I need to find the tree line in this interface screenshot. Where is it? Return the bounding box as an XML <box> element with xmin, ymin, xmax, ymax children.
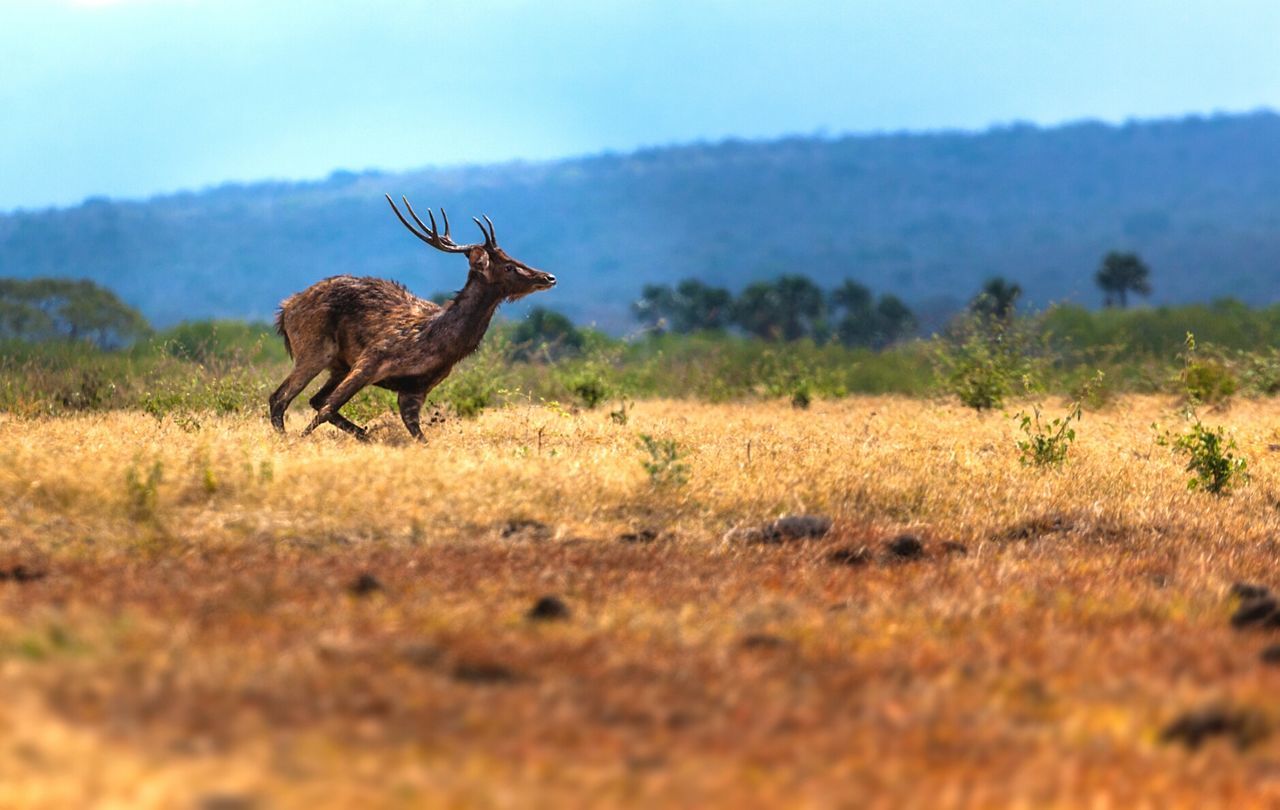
<box><xmin>632</xmin><ymin>275</ymin><xmax>917</xmax><ymax>348</ymax></box>
<box><xmin>629</xmin><ymin>249</ymin><xmax>1153</xmax><ymax>346</ymax></box>
<box><xmin>0</xmin><ymin>249</ymin><xmax>1155</xmax><ymax>353</ymax></box>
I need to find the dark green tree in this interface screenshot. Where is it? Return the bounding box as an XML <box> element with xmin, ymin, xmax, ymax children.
<box><xmin>670</xmin><ymin>279</ymin><xmax>733</xmax><ymax>333</ymax></box>
<box><xmin>1095</xmin><ymin>251</ymin><xmax>1152</xmax><ymax>308</ymax></box>
<box><xmin>832</xmin><ymin>279</ymin><xmax>876</xmax><ymax>346</ymax></box>
<box><xmin>970</xmin><ymin>277</ymin><xmax>1022</xmax><ymax>322</ymax></box>
<box><xmin>874</xmin><ymin>294</ymin><xmax>917</xmax><ymax>347</ymax></box>
<box><xmin>631</xmin><ymin>284</ymin><xmax>676</xmax><ymax>333</ymax></box>
<box><xmin>732</xmin><ymin>275</ymin><xmax>826</xmax><ymax>341</ymax></box>
<box><xmin>830</xmin><ymin>279</ymin><xmax>916</xmax><ymax>348</ymax></box>
<box><xmin>0</xmin><ymin>277</ymin><xmax>149</xmax><ymax>348</ymax></box>
<box><xmin>509</xmin><ymin>306</ymin><xmax>583</xmax><ymax>360</ymax></box>
<box><xmin>631</xmin><ymin>279</ymin><xmax>732</xmax><ymax>334</ymax></box>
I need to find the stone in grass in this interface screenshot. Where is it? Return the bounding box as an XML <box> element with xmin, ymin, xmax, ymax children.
<box><xmin>499</xmin><ymin>519</ymin><xmax>552</xmax><ymax>541</ymax></box>
<box><xmin>527</xmin><ymin>595</ymin><xmax>570</xmax><ymax>622</ymax></box>
<box><xmin>739</xmin><ymin>633</ymin><xmax>788</xmax><ymax>649</ymax></box>
<box><xmin>452</xmin><ymin>661</ymin><xmax>519</xmax><ymax>684</ymax></box>
<box><xmin>1230</xmin><ymin>597</ymin><xmax>1278</xmax><ymax>629</ymax></box>
<box><xmin>0</xmin><ymin>565</ymin><xmax>46</xmax><ymax>583</ymax></box>
<box><xmin>348</xmin><ymin>572</ymin><xmax>383</xmax><ymax>597</ymax></box>
<box><xmin>1160</xmin><ymin>705</ymin><xmax>1270</xmax><ymax>750</ymax></box>
<box><xmin>827</xmin><ymin>546</ymin><xmax>872</xmax><ymax>567</ymax></box>
<box><xmin>885</xmin><ymin>534</ymin><xmax>925</xmax><ymax>559</ymax></box>
<box><xmin>1230</xmin><ymin>582</ymin><xmax>1272</xmax><ymax>600</ymax></box>
<box><xmin>198</xmin><ymin>794</ymin><xmax>258</xmax><ymax>810</ymax></box>
<box><xmin>725</xmin><ymin>514</ymin><xmax>833</xmax><ymax>544</ymax></box>
<box><xmin>1261</xmin><ymin>644</ymin><xmax>1280</xmax><ymax>665</ymax></box>
<box><xmin>618</xmin><ymin>529</ymin><xmax>659</xmax><ymax>544</ymax></box>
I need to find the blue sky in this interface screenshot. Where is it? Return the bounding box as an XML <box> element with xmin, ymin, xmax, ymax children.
<box><xmin>3</xmin><ymin>0</ymin><xmax>1279</xmax><ymax>211</ymax></box>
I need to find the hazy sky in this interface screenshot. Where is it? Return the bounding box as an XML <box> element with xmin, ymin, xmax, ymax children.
<box><xmin>3</xmin><ymin>0</ymin><xmax>1279</xmax><ymax>211</ymax></box>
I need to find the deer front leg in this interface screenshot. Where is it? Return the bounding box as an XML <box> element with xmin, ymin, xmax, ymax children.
<box><xmin>310</xmin><ymin>370</ymin><xmax>368</xmax><ymax>440</ymax></box>
<box><xmin>301</xmin><ymin>366</ymin><xmax>376</xmax><ymax>440</ymax></box>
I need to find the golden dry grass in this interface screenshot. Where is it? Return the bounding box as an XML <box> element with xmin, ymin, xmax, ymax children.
<box><xmin>2</xmin><ymin>396</ymin><xmax>1280</xmax><ymax>807</ymax></box>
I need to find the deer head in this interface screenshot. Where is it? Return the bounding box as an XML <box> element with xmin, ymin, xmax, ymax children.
<box><xmin>385</xmin><ymin>195</ymin><xmax>556</xmax><ymax>301</ymax></box>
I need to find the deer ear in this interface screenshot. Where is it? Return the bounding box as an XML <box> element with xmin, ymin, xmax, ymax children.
<box><xmin>467</xmin><ymin>247</ymin><xmax>491</xmax><ymax>275</ymax></box>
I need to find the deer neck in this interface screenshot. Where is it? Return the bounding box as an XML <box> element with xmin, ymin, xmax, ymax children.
<box><xmin>428</xmin><ymin>275</ymin><xmax>503</xmax><ymax>362</ymax></box>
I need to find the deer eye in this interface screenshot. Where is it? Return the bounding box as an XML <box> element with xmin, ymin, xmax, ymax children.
<box><xmin>506</xmin><ymin>264</ymin><xmax>518</xmax><ymax>274</ymax></box>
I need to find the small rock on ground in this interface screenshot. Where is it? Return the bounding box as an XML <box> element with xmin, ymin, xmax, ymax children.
<box><xmin>1160</xmin><ymin>706</ymin><xmax>1270</xmax><ymax>750</ymax></box>
<box><xmin>348</xmin><ymin>572</ymin><xmax>383</xmax><ymax>597</ymax></box>
<box><xmin>499</xmin><ymin>519</ymin><xmax>552</xmax><ymax>541</ymax></box>
<box><xmin>739</xmin><ymin>633</ymin><xmax>788</xmax><ymax>649</ymax></box>
<box><xmin>527</xmin><ymin>595</ymin><xmax>570</xmax><ymax>622</ymax></box>
<box><xmin>618</xmin><ymin>529</ymin><xmax>659</xmax><ymax>544</ymax></box>
<box><xmin>0</xmin><ymin>565</ymin><xmax>46</xmax><ymax>583</ymax></box>
<box><xmin>1230</xmin><ymin>597</ymin><xmax>1278</xmax><ymax>629</ymax></box>
<box><xmin>885</xmin><ymin>534</ymin><xmax>925</xmax><ymax>559</ymax></box>
<box><xmin>1231</xmin><ymin>582</ymin><xmax>1271</xmax><ymax>600</ymax></box>
<box><xmin>827</xmin><ymin>546</ymin><xmax>872</xmax><ymax>567</ymax></box>
<box><xmin>725</xmin><ymin>514</ymin><xmax>832</xmax><ymax>544</ymax></box>
<box><xmin>1262</xmin><ymin>644</ymin><xmax>1280</xmax><ymax>665</ymax></box>
<box><xmin>452</xmin><ymin>661</ymin><xmax>519</xmax><ymax>684</ymax></box>
<box><xmin>199</xmin><ymin>794</ymin><xmax>258</xmax><ymax>810</ymax></box>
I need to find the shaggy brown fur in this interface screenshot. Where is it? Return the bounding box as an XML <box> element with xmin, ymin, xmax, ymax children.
<box><xmin>269</xmin><ymin>198</ymin><xmax>555</xmax><ymax>441</ymax></box>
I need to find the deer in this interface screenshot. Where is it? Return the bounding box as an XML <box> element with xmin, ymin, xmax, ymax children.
<box><xmin>268</xmin><ymin>195</ymin><xmax>556</xmax><ymax>441</ymax></box>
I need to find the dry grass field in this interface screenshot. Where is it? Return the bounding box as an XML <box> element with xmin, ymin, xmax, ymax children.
<box><xmin>3</xmin><ymin>395</ymin><xmax>1280</xmax><ymax>807</ymax></box>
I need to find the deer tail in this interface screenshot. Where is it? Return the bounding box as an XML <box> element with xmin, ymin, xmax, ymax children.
<box><xmin>274</xmin><ymin>306</ymin><xmax>293</xmax><ymax>359</ymax></box>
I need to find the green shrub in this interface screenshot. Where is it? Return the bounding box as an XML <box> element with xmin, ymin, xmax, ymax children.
<box><xmin>935</xmin><ymin>318</ymin><xmax>1034</xmax><ymax>411</ymax></box>
<box><xmin>637</xmin><ymin>434</ymin><xmax>689</xmax><ymax>488</ymax></box>
<box><xmin>1015</xmin><ymin>403</ymin><xmax>1078</xmax><ymax>466</ymax></box>
<box><xmin>1238</xmin><ymin>348</ymin><xmax>1280</xmax><ymax>396</ymax></box>
<box><xmin>790</xmin><ymin>380</ymin><xmax>812</xmax><ymax>409</ymax></box>
<box><xmin>1178</xmin><ymin>332</ymin><xmax>1238</xmax><ymax>405</ymax></box>
<box><xmin>341</xmin><ymin>387</ymin><xmax>398</xmax><ymax>424</ymax></box>
<box><xmin>432</xmin><ymin>338</ymin><xmax>512</xmax><ymax>419</ymax></box>
<box><xmin>1157</xmin><ymin>417</ymin><xmax>1248</xmax><ymax>495</ymax></box>
<box><xmin>125</xmin><ymin>460</ymin><xmax>163</xmax><ymax>521</ymax></box>
<box><xmin>562</xmin><ymin>366</ymin><xmax>610</xmax><ymax>410</ymax></box>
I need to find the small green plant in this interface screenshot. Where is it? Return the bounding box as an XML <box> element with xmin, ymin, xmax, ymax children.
<box><xmin>432</xmin><ymin>338</ymin><xmax>510</xmax><ymax>418</ymax></box>
<box><xmin>1179</xmin><ymin>332</ymin><xmax>1237</xmax><ymax>405</ymax></box>
<box><xmin>1012</xmin><ymin>372</ymin><xmax>1101</xmax><ymax>467</ymax></box>
<box><xmin>125</xmin><ymin>459</ymin><xmax>163</xmax><ymax>520</ymax></box>
<box><xmin>790</xmin><ymin>380</ymin><xmax>812</xmax><ymax>409</ymax></box>
<box><xmin>608</xmin><ymin>398</ymin><xmax>631</xmax><ymax>425</ymax></box>
<box><xmin>1156</xmin><ymin>415</ymin><xmax>1248</xmax><ymax>495</ymax></box>
<box><xmin>341</xmin><ymin>387</ymin><xmax>397</xmax><ymax>424</ymax></box>
<box><xmin>637</xmin><ymin>433</ymin><xmax>689</xmax><ymax>488</ymax></box>
<box><xmin>564</xmin><ymin>366</ymin><xmax>609</xmax><ymax>410</ymax></box>
<box><xmin>1014</xmin><ymin>402</ymin><xmax>1080</xmax><ymax>467</ymax></box>
<box><xmin>440</xmin><ymin>373</ymin><xmax>498</xmax><ymax>419</ymax></box>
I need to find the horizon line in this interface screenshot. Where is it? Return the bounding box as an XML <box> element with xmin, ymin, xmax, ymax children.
<box><xmin>4</xmin><ymin>105</ymin><xmax>1275</xmax><ymax>217</ymax></box>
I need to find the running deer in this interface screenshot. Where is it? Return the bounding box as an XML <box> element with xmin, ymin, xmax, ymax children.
<box><xmin>269</xmin><ymin>195</ymin><xmax>556</xmax><ymax>441</ymax></box>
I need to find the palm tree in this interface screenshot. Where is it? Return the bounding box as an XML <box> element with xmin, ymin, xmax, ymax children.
<box><xmin>1095</xmin><ymin>252</ymin><xmax>1152</xmax><ymax>308</ymax></box>
<box><xmin>970</xmin><ymin>277</ymin><xmax>1022</xmax><ymax>322</ymax></box>
<box><xmin>733</xmin><ymin>275</ymin><xmax>826</xmax><ymax>341</ymax></box>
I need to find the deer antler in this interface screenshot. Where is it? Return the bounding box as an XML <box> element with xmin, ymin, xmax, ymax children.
<box><xmin>386</xmin><ymin>194</ymin><xmax>479</xmax><ymax>254</ymax></box>
<box><xmin>472</xmin><ymin>214</ymin><xmax>497</xmax><ymax>248</ymax></box>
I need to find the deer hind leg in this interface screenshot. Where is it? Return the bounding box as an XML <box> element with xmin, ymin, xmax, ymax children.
<box><xmin>301</xmin><ymin>365</ymin><xmax>376</xmax><ymax>440</ymax></box>
<box><xmin>397</xmin><ymin>390</ymin><xmax>426</xmax><ymax>442</ymax></box>
<box><xmin>269</xmin><ymin>357</ymin><xmax>329</xmax><ymax>434</ymax></box>
<box><xmin>310</xmin><ymin>368</ymin><xmax>368</xmax><ymax>440</ymax></box>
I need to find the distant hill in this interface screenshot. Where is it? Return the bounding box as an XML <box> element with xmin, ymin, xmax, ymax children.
<box><xmin>2</xmin><ymin>111</ymin><xmax>1279</xmax><ymax>332</ymax></box>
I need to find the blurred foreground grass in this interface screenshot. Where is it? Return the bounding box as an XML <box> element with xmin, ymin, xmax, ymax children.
<box><xmin>1</xmin><ymin>398</ymin><xmax>1280</xmax><ymax>807</ymax></box>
